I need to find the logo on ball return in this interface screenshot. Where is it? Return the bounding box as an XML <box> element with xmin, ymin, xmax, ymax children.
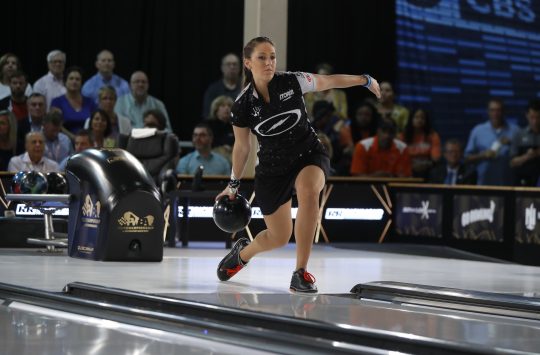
<box><xmin>117</xmin><ymin>211</ymin><xmax>155</xmax><ymax>232</ymax></box>
<box><xmin>254</xmin><ymin>109</ymin><xmax>302</xmax><ymax>136</ymax></box>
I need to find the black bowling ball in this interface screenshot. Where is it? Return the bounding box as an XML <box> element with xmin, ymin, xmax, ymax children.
<box><xmin>20</xmin><ymin>171</ymin><xmax>48</xmax><ymax>194</ymax></box>
<box><xmin>11</xmin><ymin>171</ymin><xmax>27</xmax><ymax>193</ymax></box>
<box><xmin>46</xmin><ymin>172</ymin><xmax>68</xmax><ymax>194</ymax></box>
<box><xmin>213</xmin><ymin>194</ymin><xmax>252</xmax><ymax>233</ymax></box>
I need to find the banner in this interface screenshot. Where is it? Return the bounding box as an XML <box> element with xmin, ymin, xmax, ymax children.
<box><xmin>515</xmin><ymin>197</ymin><xmax>540</xmax><ymax>245</ymax></box>
<box><xmin>395</xmin><ymin>193</ymin><xmax>443</xmax><ymax>238</ymax></box>
<box><xmin>452</xmin><ymin>195</ymin><xmax>504</xmax><ymax>241</ymax></box>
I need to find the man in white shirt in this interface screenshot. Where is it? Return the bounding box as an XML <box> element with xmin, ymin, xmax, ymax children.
<box><xmin>8</xmin><ymin>131</ymin><xmax>59</xmax><ymax>173</ymax></box>
<box><xmin>115</xmin><ymin>71</ymin><xmax>172</xmax><ymax>130</ymax></box>
<box><xmin>33</xmin><ymin>50</ymin><xmax>67</xmax><ymax>110</ymax></box>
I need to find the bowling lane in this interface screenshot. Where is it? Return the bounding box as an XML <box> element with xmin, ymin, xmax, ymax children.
<box><xmin>0</xmin><ymin>302</ymin><xmax>274</xmax><ymax>355</ymax></box>
<box><xmin>160</xmin><ymin>292</ymin><xmax>540</xmax><ymax>354</ymax></box>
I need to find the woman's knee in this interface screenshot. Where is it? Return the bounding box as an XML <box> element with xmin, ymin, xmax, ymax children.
<box><xmin>266</xmin><ymin>223</ymin><xmax>292</xmax><ymax>247</ymax></box>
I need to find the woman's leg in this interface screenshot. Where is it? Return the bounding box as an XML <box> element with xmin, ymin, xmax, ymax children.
<box><xmin>293</xmin><ymin>165</ymin><xmax>325</xmax><ymax>270</ymax></box>
<box><xmin>239</xmin><ymin>199</ymin><xmax>293</xmax><ymax>262</ymax></box>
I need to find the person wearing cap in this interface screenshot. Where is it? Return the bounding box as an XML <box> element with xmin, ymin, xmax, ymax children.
<box><xmin>350</xmin><ymin>118</ymin><xmax>412</xmax><ymax>177</ymax></box>
<box><xmin>33</xmin><ymin>50</ymin><xmax>67</xmax><ymax>110</ymax></box>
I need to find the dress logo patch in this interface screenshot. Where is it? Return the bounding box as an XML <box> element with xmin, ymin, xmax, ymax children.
<box><xmin>254</xmin><ymin>109</ymin><xmax>302</xmax><ymax>137</ymax></box>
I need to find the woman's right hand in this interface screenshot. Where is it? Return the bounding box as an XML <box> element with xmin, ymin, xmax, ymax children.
<box><xmin>215</xmin><ymin>187</ymin><xmax>236</xmax><ymax>201</ymax></box>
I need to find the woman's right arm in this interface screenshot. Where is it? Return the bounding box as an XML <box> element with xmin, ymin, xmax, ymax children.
<box><xmin>216</xmin><ymin>125</ymin><xmax>252</xmax><ymax>200</ymax></box>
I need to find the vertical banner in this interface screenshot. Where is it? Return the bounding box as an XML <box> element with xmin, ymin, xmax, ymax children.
<box><xmin>515</xmin><ymin>197</ymin><xmax>540</xmax><ymax>245</ymax></box>
<box><xmin>452</xmin><ymin>195</ymin><xmax>504</xmax><ymax>241</ymax></box>
<box><xmin>395</xmin><ymin>193</ymin><xmax>443</xmax><ymax>238</ymax></box>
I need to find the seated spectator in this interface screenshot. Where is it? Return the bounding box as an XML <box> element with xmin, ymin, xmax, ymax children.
<box><xmin>42</xmin><ymin>112</ymin><xmax>74</xmax><ymax>163</ymax></box>
<box><xmin>0</xmin><ymin>70</ymin><xmax>29</xmax><ymax>121</ymax></box>
<box><xmin>82</xmin><ymin>50</ymin><xmax>130</xmax><ymax>103</ymax></box>
<box><xmin>84</xmin><ymin>86</ymin><xmax>131</xmax><ymax>138</ymax></box>
<box><xmin>18</xmin><ymin>93</ymin><xmax>47</xmax><ymax>154</ymax></box>
<box><xmin>304</xmin><ymin>63</ymin><xmax>348</xmax><ymax>119</ymax></box>
<box><xmin>204</xmin><ymin>95</ymin><xmax>235</xmax><ymax>162</ymax></box>
<box><xmin>465</xmin><ymin>98</ymin><xmax>520</xmax><ymax>186</ymax></box>
<box><xmin>312</xmin><ymin>100</ymin><xmax>349</xmax><ymax>175</ymax></box>
<box><xmin>428</xmin><ymin>139</ymin><xmax>477</xmax><ymax>185</ymax></box>
<box><xmin>350</xmin><ymin>119</ymin><xmax>411</xmax><ymax>177</ymax></box>
<box><xmin>176</xmin><ymin>123</ymin><xmax>230</xmax><ymax>176</ymax></box>
<box><xmin>399</xmin><ymin>108</ymin><xmax>441</xmax><ymax>178</ymax></box>
<box><xmin>8</xmin><ymin>131</ymin><xmax>59</xmax><ymax>173</ymax></box>
<box><xmin>0</xmin><ymin>110</ymin><xmax>17</xmax><ymax>171</ymax></box>
<box><xmin>115</xmin><ymin>71</ymin><xmax>171</xmax><ymax>130</ymax></box>
<box><xmin>50</xmin><ymin>66</ymin><xmax>97</xmax><ymax>136</ymax></box>
<box><xmin>0</xmin><ymin>53</ymin><xmax>32</xmax><ymax>100</ymax></box>
<box><xmin>202</xmin><ymin>53</ymin><xmax>242</xmax><ymax>118</ymax></box>
<box><xmin>510</xmin><ymin>99</ymin><xmax>540</xmax><ymax>186</ymax></box>
<box><xmin>348</xmin><ymin>101</ymin><xmax>381</xmax><ymax>143</ymax></box>
<box><xmin>88</xmin><ymin>109</ymin><xmax>116</xmax><ymax>148</ymax></box>
<box><xmin>32</xmin><ymin>50</ymin><xmax>67</xmax><ymax>110</ymax></box>
<box><xmin>59</xmin><ymin>129</ymin><xmax>93</xmax><ymax>171</ymax></box>
<box><xmin>119</xmin><ymin>110</ymin><xmax>179</xmax><ymax>181</ymax></box>
<box><xmin>376</xmin><ymin>81</ymin><xmax>409</xmax><ymax>132</ymax></box>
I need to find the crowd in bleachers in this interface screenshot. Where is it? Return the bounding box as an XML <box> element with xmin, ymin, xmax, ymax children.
<box><xmin>1</xmin><ymin>50</ymin><xmax>539</xmax><ymax>187</ymax></box>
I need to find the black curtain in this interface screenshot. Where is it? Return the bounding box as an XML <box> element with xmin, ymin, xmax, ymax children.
<box><xmin>288</xmin><ymin>0</ymin><xmax>396</xmax><ymax>117</ymax></box>
<box><xmin>5</xmin><ymin>0</ymin><xmax>244</xmax><ymax>140</ymax></box>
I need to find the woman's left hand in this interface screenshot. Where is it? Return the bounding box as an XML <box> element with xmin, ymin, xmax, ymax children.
<box><xmin>368</xmin><ymin>77</ymin><xmax>381</xmax><ymax>99</ymax></box>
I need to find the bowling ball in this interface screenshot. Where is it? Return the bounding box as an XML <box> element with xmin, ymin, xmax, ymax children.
<box><xmin>20</xmin><ymin>171</ymin><xmax>48</xmax><ymax>194</ymax></box>
<box><xmin>11</xmin><ymin>171</ymin><xmax>27</xmax><ymax>193</ymax></box>
<box><xmin>46</xmin><ymin>172</ymin><xmax>67</xmax><ymax>194</ymax></box>
<box><xmin>213</xmin><ymin>194</ymin><xmax>252</xmax><ymax>233</ymax></box>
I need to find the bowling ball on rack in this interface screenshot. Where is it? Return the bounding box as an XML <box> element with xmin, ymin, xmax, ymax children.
<box><xmin>46</xmin><ymin>172</ymin><xmax>68</xmax><ymax>194</ymax></box>
<box><xmin>213</xmin><ymin>194</ymin><xmax>252</xmax><ymax>233</ymax></box>
<box><xmin>11</xmin><ymin>171</ymin><xmax>27</xmax><ymax>193</ymax></box>
<box><xmin>20</xmin><ymin>171</ymin><xmax>48</xmax><ymax>194</ymax></box>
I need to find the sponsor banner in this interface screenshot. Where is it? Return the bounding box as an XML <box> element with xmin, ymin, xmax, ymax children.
<box><xmin>453</xmin><ymin>195</ymin><xmax>504</xmax><ymax>242</ymax></box>
<box><xmin>395</xmin><ymin>193</ymin><xmax>443</xmax><ymax>238</ymax></box>
<box><xmin>515</xmin><ymin>197</ymin><xmax>540</xmax><ymax>245</ymax></box>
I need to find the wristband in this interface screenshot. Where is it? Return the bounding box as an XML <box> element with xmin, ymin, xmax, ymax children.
<box><xmin>362</xmin><ymin>74</ymin><xmax>372</xmax><ymax>88</ymax></box>
<box><xmin>228</xmin><ymin>178</ymin><xmax>240</xmax><ymax>195</ymax></box>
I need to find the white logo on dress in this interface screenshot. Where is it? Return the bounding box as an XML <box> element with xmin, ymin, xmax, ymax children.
<box><xmin>254</xmin><ymin>109</ymin><xmax>302</xmax><ymax>137</ymax></box>
<box><xmin>279</xmin><ymin>89</ymin><xmax>294</xmax><ymax>101</ymax></box>
<box><xmin>252</xmin><ymin>106</ymin><xmax>261</xmax><ymax>117</ymax></box>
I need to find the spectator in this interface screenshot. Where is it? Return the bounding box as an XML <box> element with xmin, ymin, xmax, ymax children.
<box><xmin>50</xmin><ymin>66</ymin><xmax>97</xmax><ymax>135</ymax></box>
<box><xmin>350</xmin><ymin>119</ymin><xmax>411</xmax><ymax>177</ymax></box>
<box><xmin>202</xmin><ymin>53</ymin><xmax>242</xmax><ymax>118</ymax></box>
<box><xmin>32</xmin><ymin>50</ymin><xmax>67</xmax><ymax>110</ymax></box>
<box><xmin>304</xmin><ymin>63</ymin><xmax>348</xmax><ymax>119</ymax></box>
<box><xmin>348</xmin><ymin>101</ymin><xmax>381</xmax><ymax>143</ymax></box>
<box><xmin>81</xmin><ymin>50</ymin><xmax>130</xmax><ymax>103</ymax></box>
<box><xmin>0</xmin><ymin>70</ymin><xmax>29</xmax><ymax>120</ymax></box>
<box><xmin>42</xmin><ymin>112</ymin><xmax>74</xmax><ymax>164</ymax></box>
<box><xmin>0</xmin><ymin>53</ymin><xmax>32</xmax><ymax>100</ymax></box>
<box><xmin>465</xmin><ymin>99</ymin><xmax>519</xmax><ymax>185</ymax></box>
<box><xmin>17</xmin><ymin>93</ymin><xmax>47</xmax><ymax>154</ymax></box>
<box><xmin>176</xmin><ymin>123</ymin><xmax>230</xmax><ymax>176</ymax></box>
<box><xmin>428</xmin><ymin>139</ymin><xmax>477</xmax><ymax>185</ymax></box>
<box><xmin>205</xmin><ymin>95</ymin><xmax>235</xmax><ymax>162</ymax></box>
<box><xmin>399</xmin><ymin>108</ymin><xmax>441</xmax><ymax>178</ymax></box>
<box><xmin>142</xmin><ymin>109</ymin><xmax>167</xmax><ymax>131</ymax></box>
<box><xmin>115</xmin><ymin>71</ymin><xmax>171</xmax><ymax>130</ymax></box>
<box><xmin>8</xmin><ymin>131</ymin><xmax>59</xmax><ymax>173</ymax></box>
<box><xmin>312</xmin><ymin>100</ymin><xmax>349</xmax><ymax>174</ymax></box>
<box><xmin>376</xmin><ymin>81</ymin><xmax>409</xmax><ymax>132</ymax></box>
<box><xmin>88</xmin><ymin>109</ymin><xmax>116</xmax><ymax>148</ymax></box>
<box><xmin>0</xmin><ymin>110</ymin><xmax>17</xmax><ymax>171</ymax></box>
<box><xmin>84</xmin><ymin>85</ymin><xmax>131</xmax><ymax>137</ymax></box>
<box><xmin>59</xmin><ymin>129</ymin><xmax>93</xmax><ymax>171</ymax></box>
<box><xmin>510</xmin><ymin>99</ymin><xmax>540</xmax><ymax>186</ymax></box>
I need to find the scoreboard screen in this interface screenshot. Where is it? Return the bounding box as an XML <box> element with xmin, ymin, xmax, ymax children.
<box><xmin>396</xmin><ymin>0</ymin><xmax>540</xmax><ymax>141</ymax></box>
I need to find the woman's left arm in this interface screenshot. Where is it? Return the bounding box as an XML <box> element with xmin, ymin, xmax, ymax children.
<box><xmin>313</xmin><ymin>74</ymin><xmax>381</xmax><ymax>99</ymax></box>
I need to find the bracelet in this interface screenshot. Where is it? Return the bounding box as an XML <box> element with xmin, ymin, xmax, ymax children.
<box><xmin>362</xmin><ymin>74</ymin><xmax>372</xmax><ymax>88</ymax></box>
